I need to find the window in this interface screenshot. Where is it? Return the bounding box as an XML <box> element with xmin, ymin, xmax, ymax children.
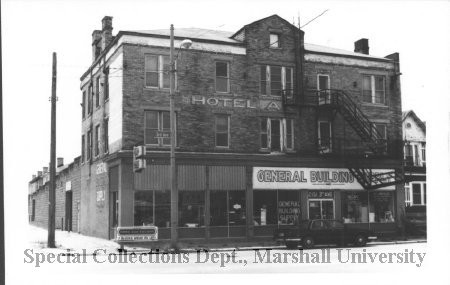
<box><xmin>260</xmin><ymin>65</ymin><xmax>294</xmax><ymax>96</ymax></box>
<box><xmin>269</xmin><ymin>33</ymin><xmax>279</xmax><ymax>48</ymax></box>
<box><xmin>373</xmin><ymin>123</ymin><xmax>387</xmax><ymax>139</ymax></box>
<box><xmin>317</xmin><ymin>74</ymin><xmax>330</xmax><ymax>104</ymax></box>
<box><xmin>260</xmin><ymin>118</ymin><xmax>294</xmax><ymax>152</ymax></box>
<box><xmin>87</xmin><ymin>85</ymin><xmax>93</xmax><ymax>115</ymax></box>
<box><xmin>421</xmin><ymin>143</ymin><xmax>426</xmax><ymax>165</ymax></box>
<box><xmin>342</xmin><ymin>192</ymin><xmax>369</xmax><ymax>223</ymax></box>
<box><xmin>362</xmin><ymin>75</ymin><xmax>386</xmax><ymax>104</ymax></box>
<box><xmin>81</xmin><ymin>135</ymin><xmax>85</xmax><ymax>163</ymax></box>
<box><xmin>144</xmin><ymin>111</ymin><xmax>174</xmax><ymax>146</ymax></box>
<box><xmin>31</xmin><ymin>200</ymin><xmax>35</xmax><ymax>222</ymax></box>
<box><xmin>253</xmin><ymin>190</ymin><xmax>301</xmax><ymax>226</ymax></box>
<box><xmin>369</xmin><ymin>191</ymin><xmax>395</xmax><ymax>222</ymax></box>
<box><xmin>155</xmin><ymin>190</ymin><xmax>170</xmax><ymax>228</ymax></box>
<box><xmin>308</xmin><ymin>193</ymin><xmax>334</xmax><ymax>220</ymax></box>
<box><xmin>103</xmin><ymin>118</ymin><xmax>109</xmax><ymax>153</ymax></box>
<box><xmin>412</xmin><ymin>184</ymin><xmax>421</xmax><ymax>205</ymax></box>
<box><xmin>318</xmin><ymin>121</ymin><xmax>332</xmax><ymax>153</ymax></box>
<box><xmin>134</xmin><ymin>191</ymin><xmax>153</xmax><ymax>226</ymax></box>
<box><xmin>405</xmin><ymin>183</ymin><xmax>411</xmax><ymax>206</ymax></box>
<box><xmin>95</xmin><ymin>76</ymin><xmax>100</xmax><ymax>108</ymax></box>
<box><xmin>145</xmin><ymin>55</ymin><xmax>172</xmax><ymax>89</ymax></box>
<box><xmin>215</xmin><ymin>115</ymin><xmax>230</xmax><ymax>147</ymax></box>
<box><xmin>82</xmin><ymin>91</ymin><xmax>86</xmax><ymax>119</ymax></box>
<box><xmin>94</xmin><ymin>125</ymin><xmax>100</xmax><ymax>157</ymax></box>
<box><xmin>210</xmin><ymin>191</ymin><xmax>246</xmax><ymax>227</ymax></box>
<box><xmin>215</xmin><ymin>61</ymin><xmax>229</xmax><ymax>93</ymax></box>
<box><xmin>87</xmin><ymin>130</ymin><xmax>92</xmax><ymax>161</ymax></box>
<box><xmin>103</xmin><ymin>67</ymin><xmax>109</xmax><ymax>101</ymax></box>
<box><xmin>179</xmin><ymin>191</ymin><xmax>205</xmax><ymax>227</ymax></box>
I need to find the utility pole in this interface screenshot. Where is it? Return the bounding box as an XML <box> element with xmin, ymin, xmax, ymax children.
<box><xmin>48</xmin><ymin>52</ymin><xmax>57</xmax><ymax>248</ymax></box>
<box><xmin>169</xmin><ymin>25</ymin><xmax>178</xmax><ymax>249</ymax></box>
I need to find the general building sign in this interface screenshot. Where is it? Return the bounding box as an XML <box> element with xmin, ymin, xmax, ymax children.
<box><xmin>252</xmin><ymin>167</ymin><xmax>395</xmax><ymax>190</ymax></box>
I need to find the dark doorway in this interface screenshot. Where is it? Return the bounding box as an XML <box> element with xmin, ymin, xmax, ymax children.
<box><xmin>65</xmin><ymin>191</ymin><xmax>73</xmax><ymax>231</ymax></box>
<box><xmin>109</xmin><ymin>191</ymin><xmax>119</xmax><ymax>239</ymax></box>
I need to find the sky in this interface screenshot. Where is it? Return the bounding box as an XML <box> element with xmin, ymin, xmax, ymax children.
<box><xmin>2</xmin><ymin>0</ymin><xmax>450</xmax><ymax>282</ymax></box>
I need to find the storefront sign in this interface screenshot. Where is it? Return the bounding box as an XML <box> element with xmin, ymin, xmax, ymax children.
<box><xmin>65</xmin><ymin>181</ymin><xmax>72</xmax><ymax>191</ymax></box>
<box><xmin>308</xmin><ymin>191</ymin><xmax>334</xmax><ymax>199</ymax></box>
<box><xmin>182</xmin><ymin>95</ymin><xmax>282</xmax><ymax>111</ymax></box>
<box><xmin>116</xmin><ymin>226</ymin><xmax>158</xmax><ymax>242</ymax></box>
<box><xmin>252</xmin><ymin>167</ymin><xmax>395</xmax><ymax>190</ymax></box>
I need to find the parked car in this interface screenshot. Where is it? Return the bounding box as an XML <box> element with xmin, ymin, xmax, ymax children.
<box><xmin>274</xmin><ymin>219</ymin><xmax>377</xmax><ymax>249</ymax></box>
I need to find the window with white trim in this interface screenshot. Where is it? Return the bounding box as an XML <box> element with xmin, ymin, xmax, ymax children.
<box><xmin>411</xmin><ymin>182</ymin><xmax>426</xmax><ymax>206</ymax></box>
<box><xmin>145</xmin><ymin>55</ymin><xmax>172</xmax><ymax>89</ymax></box>
<box><xmin>260</xmin><ymin>65</ymin><xmax>294</xmax><ymax>96</ymax></box>
<box><xmin>215</xmin><ymin>114</ymin><xmax>230</xmax><ymax>147</ymax></box>
<box><xmin>362</xmin><ymin>75</ymin><xmax>386</xmax><ymax>104</ymax></box>
<box><xmin>260</xmin><ymin>118</ymin><xmax>294</xmax><ymax>152</ymax></box>
<box><xmin>144</xmin><ymin>110</ymin><xmax>174</xmax><ymax>146</ymax></box>
<box><xmin>215</xmin><ymin>61</ymin><xmax>229</xmax><ymax>93</ymax></box>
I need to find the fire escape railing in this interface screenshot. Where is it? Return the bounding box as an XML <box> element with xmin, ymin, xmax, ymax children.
<box><xmin>303</xmin><ymin>89</ymin><xmax>404</xmax><ymax>190</ymax></box>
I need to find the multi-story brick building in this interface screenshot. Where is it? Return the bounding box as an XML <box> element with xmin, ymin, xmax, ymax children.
<box><xmin>28</xmin><ymin>157</ymin><xmax>81</xmax><ymax>232</ymax></box>
<box><xmin>77</xmin><ymin>14</ymin><xmax>404</xmax><ymax>244</ymax></box>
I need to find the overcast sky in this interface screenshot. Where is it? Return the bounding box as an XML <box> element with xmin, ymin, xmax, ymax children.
<box><xmin>2</xmin><ymin>0</ymin><xmax>450</xmax><ymax>241</ymax></box>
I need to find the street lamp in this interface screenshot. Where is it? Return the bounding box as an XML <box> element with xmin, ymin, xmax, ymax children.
<box><xmin>169</xmin><ymin>25</ymin><xmax>192</xmax><ymax>250</ymax></box>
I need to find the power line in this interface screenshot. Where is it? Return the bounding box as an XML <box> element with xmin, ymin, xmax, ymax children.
<box><xmin>301</xmin><ymin>9</ymin><xmax>329</xmax><ymax>29</ymax></box>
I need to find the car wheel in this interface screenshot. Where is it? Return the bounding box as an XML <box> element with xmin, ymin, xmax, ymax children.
<box><xmin>354</xmin><ymin>234</ymin><xmax>367</xmax><ymax>247</ymax></box>
<box><xmin>286</xmin><ymin>241</ymin><xmax>298</xmax><ymax>249</ymax></box>
<box><xmin>302</xmin><ymin>236</ymin><xmax>314</xmax><ymax>249</ymax></box>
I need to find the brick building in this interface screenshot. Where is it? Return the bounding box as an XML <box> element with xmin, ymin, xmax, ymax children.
<box><xmin>28</xmin><ymin>157</ymin><xmax>81</xmax><ymax>232</ymax></box>
<box><xmin>75</xmin><ymin>14</ymin><xmax>405</xmax><ymax>244</ymax></box>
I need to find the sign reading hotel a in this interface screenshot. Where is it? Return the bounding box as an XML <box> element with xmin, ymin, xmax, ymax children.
<box><xmin>182</xmin><ymin>95</ymin><xmax>282</xmax><ymax>111</ymax></box>
<box><xmin>252</xmin><ymin>167</ymin><xmax>395</xmax><ymax>190</ymax></box>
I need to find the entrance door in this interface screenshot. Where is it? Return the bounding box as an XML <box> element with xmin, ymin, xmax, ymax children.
<box><xmin>318</xmin><ymin>121</ymin><xmax>332</xmax><ymax>153</ymax></box>
<box><xmin>109</xmin><ymin>191</ymin><xmax>119</xmax><ymax>239</ymax></box>
<box><xmin>65</xmin><ymin>191</ymin><xmax>73</xmax><ymax>231</ymax></box>
<box><xmin>317</xmin><ymin>74</ymin><xmax>330</xmax><ymax>105</ymax></box>
<box><xmin>308</xmin><ymin>199</ymin><xmax>334</xmax><ymax>219</ymax></box>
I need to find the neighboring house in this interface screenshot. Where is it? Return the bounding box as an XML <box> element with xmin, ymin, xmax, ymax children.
<box><xmin>403</xmin><ymin>110</ymin><xmax>426</xmax><ymax>206</ymax></box>
<box><xmin>30</xmin><ymin>14</ymin><xmax>406</xmax><ymax>244</ymax></box>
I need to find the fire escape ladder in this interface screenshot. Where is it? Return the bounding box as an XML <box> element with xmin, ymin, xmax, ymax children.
<box><xmin>316</xmin><ymin>89</ymin><xmax>403</xmax><ymax>190</ymax></box>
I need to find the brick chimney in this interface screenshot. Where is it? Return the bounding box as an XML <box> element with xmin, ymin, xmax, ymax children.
<box><xmin>32</xmin><ymin>175</ymin><xmax>36</xmax><ymax>180</ymax></box>
<box><xmin>354</xmin><ymin>38</ymin><xmax>369</xmax><ymax>55</ymax></box>
<box><xmin>101</xmin><ymin>16</ymin><xmax>113</xmax><ymax>51</ymax></box>
<box><xmin>37</xmin><ymin>171</ymin><xmax>43</xmax><ymax>177</ymax></box>
<box><xmin>43</xmin><ymin>167</ymin><xmax>48</xmax><ymax>173</ymax></box>
<box><xmin>57</xmin><ymin>157</ymin><xmax>64</xmax><ymax>167</ymax></box>
<box><xmin>92</xmin><ymin>30</ymin><xmax>102</xmax><ymax>61</ymax></box>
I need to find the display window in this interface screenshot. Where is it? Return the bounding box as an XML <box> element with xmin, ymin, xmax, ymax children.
<box><xmin>369</xmin><ymin>191</ymin><xmax>395</xmax><ymax>223</ymax></box>
<box><xmin>179</xmin><ymin>191</ymin><xmax>205</xmax><ymax>227</ymax></box>
<box><xmin>155</xmin><ymin>190</ymin><xmax>170</xmax><ymax>228</ymax></box>
<box><xmin>341</xmin><ymin>192</ymin><xmax>369</xmax><ymax>223</ymax></box>
<box><xmin>134</xmin><ymin>191</ymin><xmax>153</xmax><ymax>226</ymax></box>
<box><xmin>253</xmin><ymin>190</ymin><xmax>301</xmax><ymax>226</ymax></box>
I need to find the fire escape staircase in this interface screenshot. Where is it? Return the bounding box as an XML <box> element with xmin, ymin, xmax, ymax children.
<box><xmin>314</xmin><ymin>89</ymin><xmax>404</xmax><ymax>190</ymax></box>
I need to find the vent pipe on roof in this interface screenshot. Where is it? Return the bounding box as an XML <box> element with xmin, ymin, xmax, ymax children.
<box><xmin>354</xmin><ymin>38</ymin><xmax>369</xmax><ymax>55</ymax></box>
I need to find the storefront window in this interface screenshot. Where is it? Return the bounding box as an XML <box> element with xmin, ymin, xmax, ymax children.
<box><xmin>341</xmin><ymin>192</ymin><xmax>369</xmax><ymax>223</ymax></box>
<box><xmin>253</xmin><ymin>191</ymin><xmax>277</xmax><ymax>226</ymax></box>
<box><xmin>155</xmin><ymin>190</ymin><xmax>170</xmax><ymax>228</ymax></box>
<box><xmin>179</xmin><ymin>191</ymin><xmax>205</xmax><ymax>227</ymax></box>
<box><xmin>229</xmin><ymin>191</ymin><xmax>246</xmax><ymax>226</ymax></box>
<box><xmin>278</xmin><ymin>191</ymin><xmax>300</xmax><ymax>225</ymax></box>
<box><xmin>134</xmin><ymin>191</ymin><xmax>153</xmax><ymax>226</ymax></box>
<box><xmin>210</xmin><ymin>191</ymin><xmax>227</xmax><ymax>226</ymax></box>
<box><xmin>369</xmin><ymin>191</ymin><xmax>395</xmax><ymax>223</ymax></box>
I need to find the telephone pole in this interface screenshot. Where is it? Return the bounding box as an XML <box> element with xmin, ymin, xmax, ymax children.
<box><xmin>48</xmin><ymin>52</ymin><xmax>57</xmax><ymax>248</ymax></box>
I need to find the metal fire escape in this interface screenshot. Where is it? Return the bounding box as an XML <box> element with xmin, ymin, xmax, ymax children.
<box><xmin>283</xmin><ymin>88</ymin><xmax>404</xmax><ymax>190</ymax></box>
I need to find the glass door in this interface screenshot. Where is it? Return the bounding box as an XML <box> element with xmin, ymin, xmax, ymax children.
<box><xmin>317</xmin><ymin>74</ymin><xmax>330</xmax><ymax>105</ymax></box>
<box><xmin>308</xmin><ymin>199</ymin><xmax>334</xmax><ymax>219</ymax></box>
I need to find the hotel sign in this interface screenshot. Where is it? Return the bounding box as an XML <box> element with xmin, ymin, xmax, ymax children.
<box><xmin>182</xmin><ymin>95</ymin><xmax>282</xmax><ymax>111</ymax></box>
<box><xmin>252</xmin><ymin>167</ymin><xmax>395</xmax><ymax>190</ymax></box>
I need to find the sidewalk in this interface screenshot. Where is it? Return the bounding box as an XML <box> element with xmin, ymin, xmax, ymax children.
<box><xmin>27</xmin><ymin>225</ymin><xmax>427</xmax><ymax>254</ymax></box>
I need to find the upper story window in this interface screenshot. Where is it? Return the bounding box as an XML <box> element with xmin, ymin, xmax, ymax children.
<box><xmin>269</xmin><ymin>33</ymin><xmax>280</xmax><ymax>48</ymax></box>
<box><xmin>94</xmin><ymin>124</ymin><xmax>100</xmax><ymax>157</ymax></box>
<box><xmin>362</xmin><ymin>75</ymin><xmax>385</xmax><ymax>104</ymax></box>
<box><xmin>82</xmin><ymin>91</ymin><xmax>86</xmax><ymax>119</ymax></box>
<box><xmin>145</xmin><ymin>110</ymin><xmax>175</xmax><ymax>146</ymax></box>
<box><xmin>260</xmin><ymin>118</ymin><xmax>294</xmax><ymax>152</ymax></box>
<box><xmin>95</xmin><ymin>76</ymin><xmax>100</xmax><ymax>108</ymax></box>
<box><xmin>103</xmin><ymin>67</ymin><xmax>109</xmax><ymax>101</ymax></box>
<box><xmin>145</xmin><ymin>55</ymin><xmax>171</xmax><ymax>89</ymax></box>
<box><xmin>88</xmin><ymin>84</ymin><xmax>93</xmax><ymax>115</ymax></box>
<box><xmin>87</xmin><ymin>129</ymin><xmax>92</xmax><ymax>161</ymax></box>
<box><xmin>104</xmin><ymin>118</ymin><xmax>109</xmax><ymax>154</ymax></box>
<box><xmin>260</xmin><ymin>66</ymin><xmax>294</xmax><ymax>96</ymax></box>
<box><xmin>215</xmin><ymin>114</ymin><xmax>230</xmax><ymax>148</ymax></box>
<box><xmin>373</xmin><ymin>123</ymin><xmax>387</xmax><ymax>139</ymax></box>
<box><xmin>81</xmin><ymin>135</ymin><xmax>85</xmax><ymax>163</ymax></box>
<box><xmin>215</xmin><ymin>61</ymin><xmax>229</xmax><ymax>93</ymax></box>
